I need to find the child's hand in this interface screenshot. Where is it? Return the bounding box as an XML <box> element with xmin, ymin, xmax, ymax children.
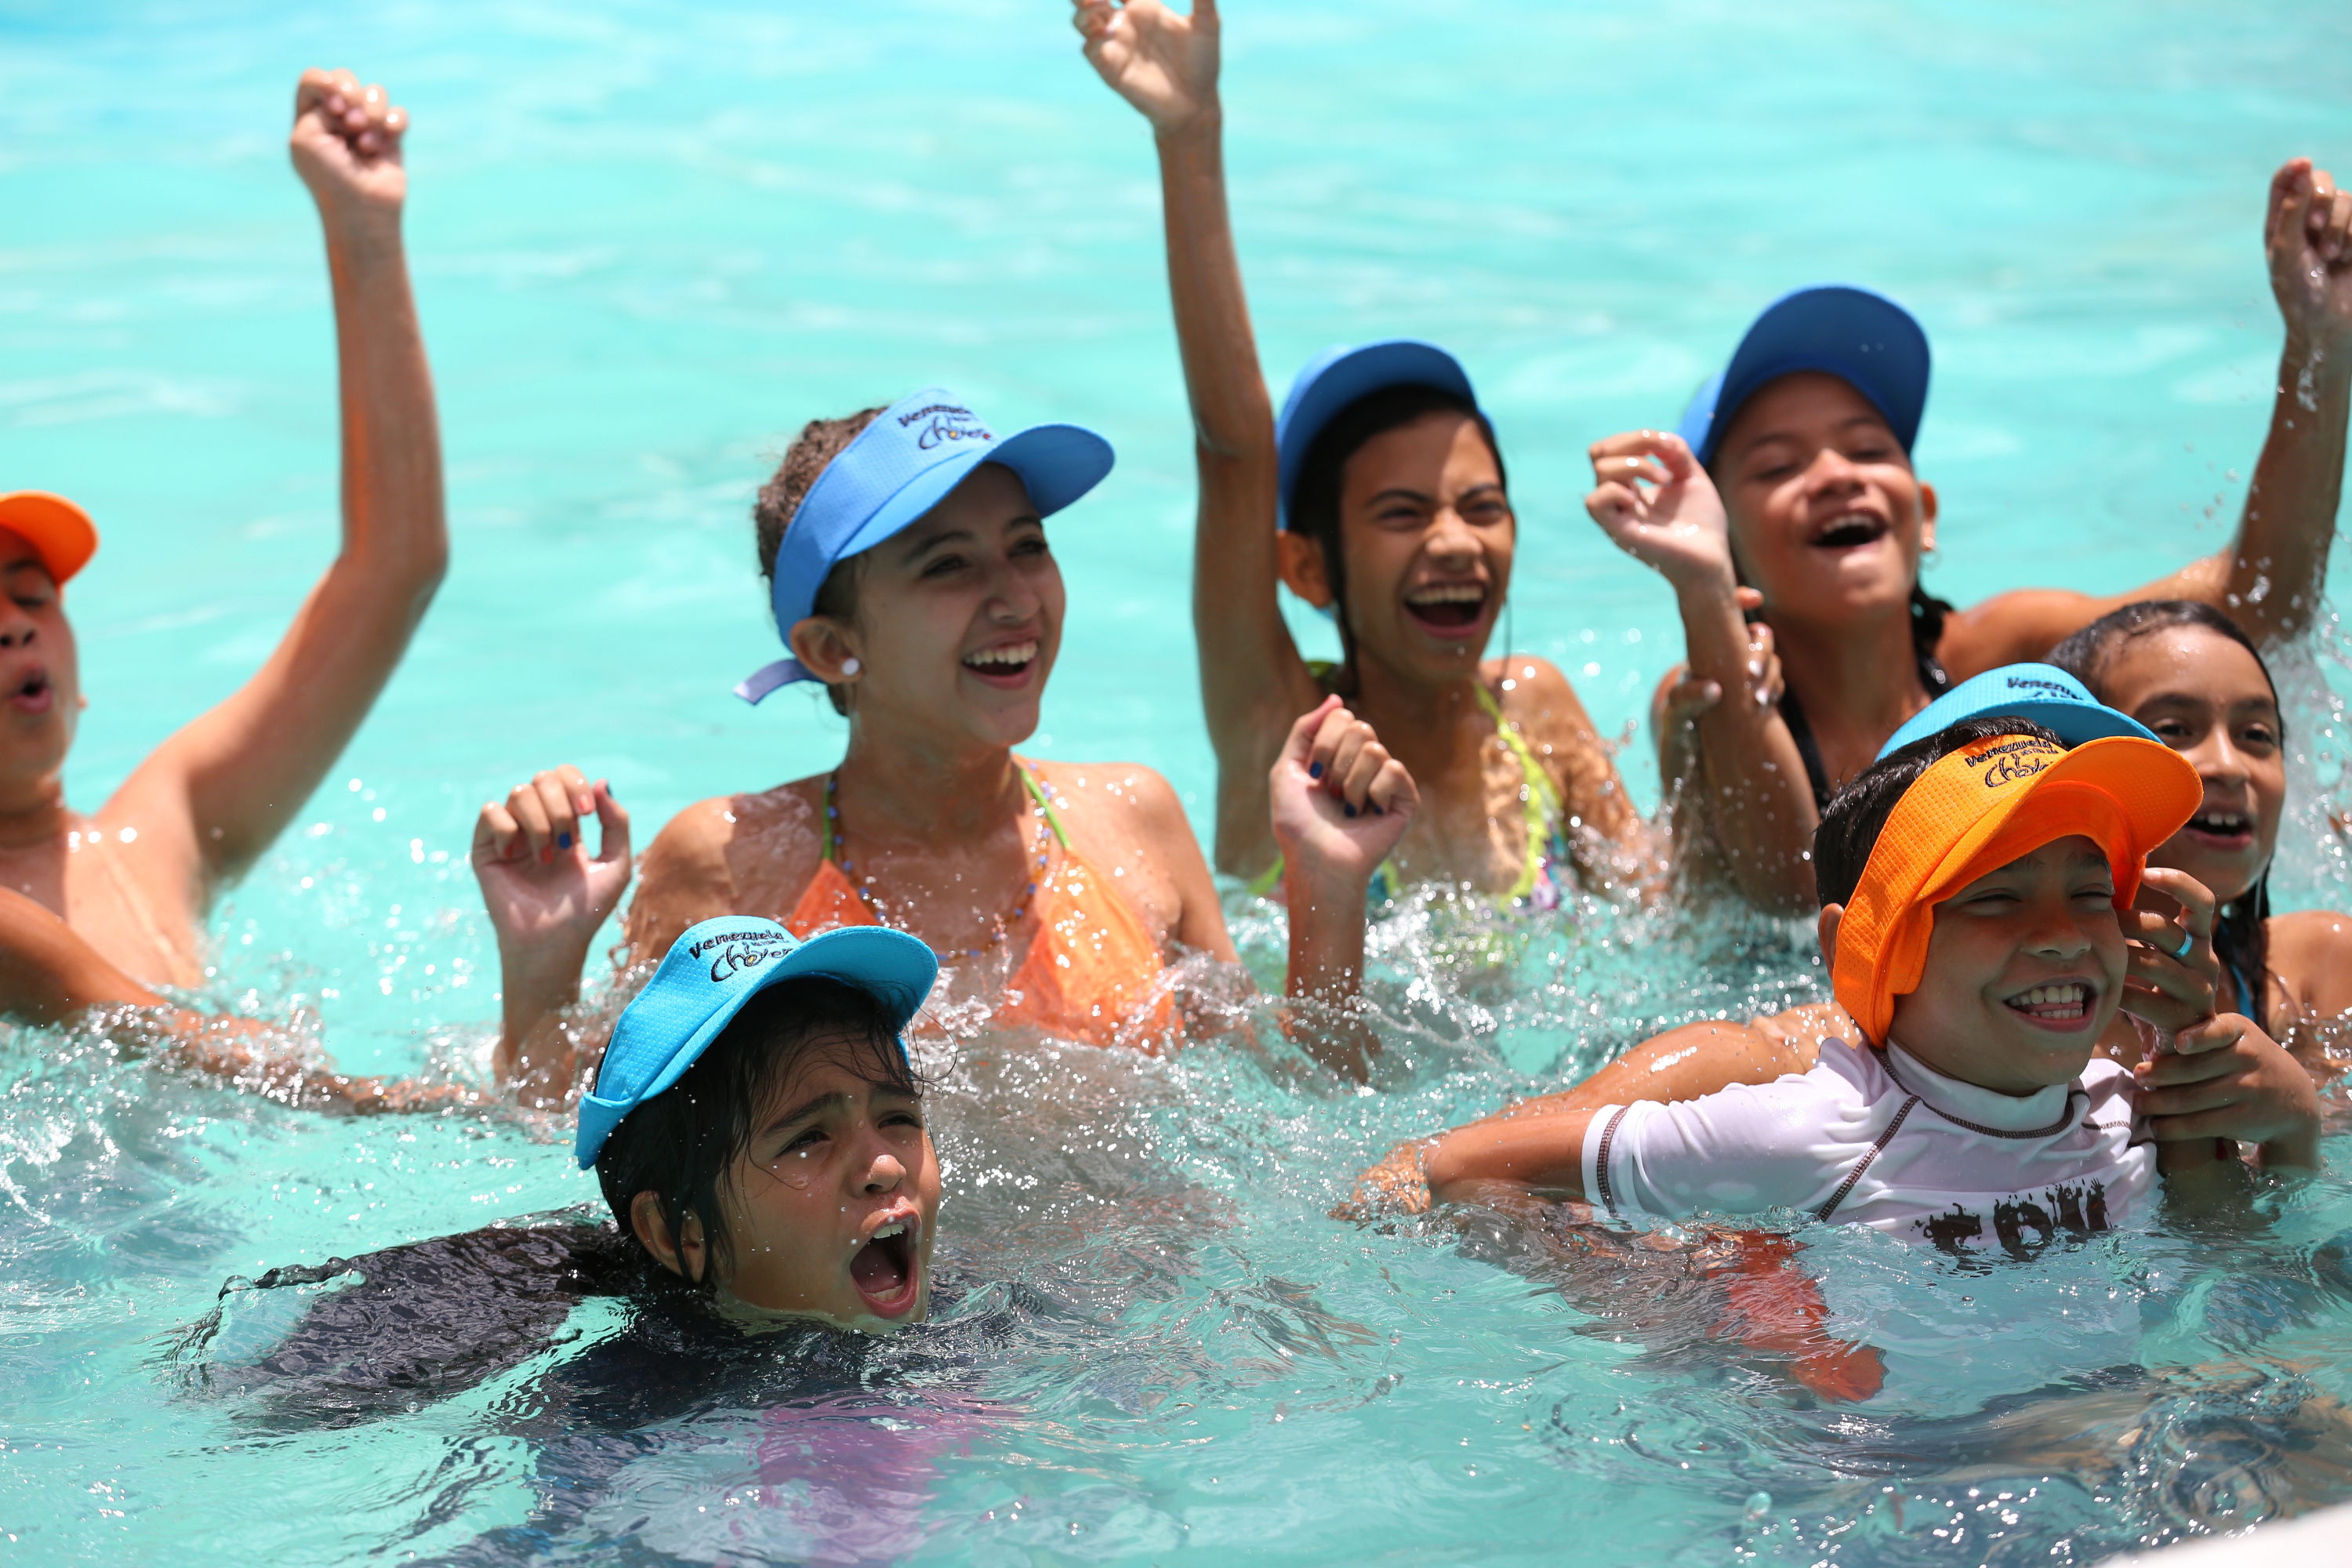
<box><xmin>1270</xmin><ymin>696</ymin><xmax>1417</xmax><ymax>892</ymax></box>
<box><xmin>290</xmin><ymin>68</ymin><xmax>408</xmax><ymax>224</ymax></box>
<box><xmin>2137</xmin><ymin>1011</ymin><xmax>2322</xmax><ymax>1164</ymax></box>
<box><xmin>2122</xmin><ymin>867</ymin><xmax>2223</xmax><ymax>1035</ymax></box>
<box><xmin>1338</xmin><ymin>1138</ymin><xmax>1436</xmax><ymax>1219</ymax></box>
<box><xmin>1657</xmin><ymin>590</ymin><xmax>1780</xmax><ymax>724</ymax></box>
<box><xmin>1585</xmin><ymin>431</ymin><xmax>1737</xmax><ymax>596</ymax></box>
<box><xmin>2266</xmin><ymin>158</ymin><xmax>2352</xmax><ymax>349</ymax></box>
<box><xmin>1073</xmin><ymin>0</ymin><xmax>1220</xmax><ymax>135</ymax></box>
<box><xmin>472</xmin><ymin>768</ymin><xmax>632</xmax><ymax>963</ymax></box>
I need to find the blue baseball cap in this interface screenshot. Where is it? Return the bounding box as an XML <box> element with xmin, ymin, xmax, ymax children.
<box><xmin>1677</xmin><ymin>285</ymin><xmax>1930</xmax><ymax>470</ymax></box>
<box><xmin>1875</xmin><ymin>663</ymin><xmax>2158</xmax><ymax>764</ymax></box>
<box><xmin>575</xmin><ymin>916</ymin><xmax>938</xmax><ymax>1169</ymax></box>
<box><xmin>1275</xmin><ymin>340</ymin><xmax>1479</xmax><ymax>529</ymax></box>
<box><xmin>737</xmin><ymin>386</ymin><xmax>1116</xmax><ymax>702</ymax></box>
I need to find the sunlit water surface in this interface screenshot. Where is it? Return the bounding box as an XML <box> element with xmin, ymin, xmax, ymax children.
<box><xmin>5</xmin><ymin>1</ymin><xmax>2352</xmax><ymax>1562</ymax></box>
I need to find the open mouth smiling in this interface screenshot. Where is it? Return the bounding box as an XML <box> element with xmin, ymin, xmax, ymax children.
<box><xmin>962</xmin><ymin>639</ymin><xmax>1038</xmax><ymax>687</ymax></box>
<box><xmin>849</xmin><ymin>1214</ymin><xmax>922</xmax><ymax>1319</ymax></box>
<box><xmin>2182</xmin><ymin>809</ymin><xmax>2256</xmax><ymax>849</ymax></box>
<box><xmin>1403</xmin><ymin>582</ymin><xmax>1488</xmax><ymax>633</ymax></box>
<box><xmin>1809</xmin><ymin>511</ymin><xmax>1891</xmax><ymax>551</ymax></box>
<box><xmin>2003</xmin><ymin>982</ymin><xmax>2096</xmax><ymax>1029</ymax></box>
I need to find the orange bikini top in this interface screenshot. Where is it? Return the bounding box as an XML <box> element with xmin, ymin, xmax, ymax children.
<box><xmin>785</xmin><ymin>766</ymin><xmax>1176</xmax><ymax>1051</ymax></box>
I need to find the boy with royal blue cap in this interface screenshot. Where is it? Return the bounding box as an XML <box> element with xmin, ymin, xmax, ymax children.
<box><xmin>1587</xmin><ymin>155</ymin><xmax>2352</xmax><ymax>920</ymax></box>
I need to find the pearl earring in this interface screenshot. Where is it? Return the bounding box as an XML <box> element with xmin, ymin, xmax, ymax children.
<box><xmin>841</xmin><ymin>658</ymin><xmax>862</xmax><ymax>677</ymax></box>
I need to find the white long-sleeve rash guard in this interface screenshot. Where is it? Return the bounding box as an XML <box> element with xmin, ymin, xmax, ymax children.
<box><xmin>1581</xmin><ymin>1040</ymin><xmax>2155</xmax><ymax>1259</ymax></box>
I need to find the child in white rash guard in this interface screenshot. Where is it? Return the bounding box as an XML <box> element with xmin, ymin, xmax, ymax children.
<box><xmin>1401</xmin><ymin>715</ymin><xmax>2323</xmax><ymax>1255</ymax></box>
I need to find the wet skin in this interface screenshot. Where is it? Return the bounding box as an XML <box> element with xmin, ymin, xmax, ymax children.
<box><xmin>1712</xmin><ymin>372</ymin><xmax>1939</xmax><ymax>639</ymax></box>
<box><xmin>0</xmin><ymin>534</ymin><xmax>75</xmax><ymax>809</ymax></box>
<box><xmin>1279</xmin><ymin>410</ymin><xmax>1515</xmax><ymax>686</ymax></box>
<box><xmin>633</xmin><ymin>1051</ymin><xmax>942</xmax><ymax>1332</ymax></box>
<box><xmin>1843</xmin><ymin>837</ymin><xmax>2127</xmax><ymax>1097</ymax></box>
<box><xmin>2095</xmin><ymin>626</ymin><xmax>2282</xmax><ymax>909</ymax></box>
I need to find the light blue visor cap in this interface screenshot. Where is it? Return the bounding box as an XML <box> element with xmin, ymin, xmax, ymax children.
<box><xmin>738</xmin><ymin>385</ymin><xmax>1115</xmax><ymax>702</ymax></box>
<box><xmin>1274</xmin><ymin>339</ymin><xmax>1478</xmax><ymax>529</ymax></box>
<box><xmin>574</xmin><ymin>916</ymin><xmax>938</xmax><ymax>1170</ymax></box>
<box><xmin>1875</xmin><ymin>663</ymin><xmax>2158</xmax><ymax>764</ymax></box>
<box><xmin>1678</xmin><ymin>285</ymin><xmax>1930</xmax><ymax>470</ymax></box>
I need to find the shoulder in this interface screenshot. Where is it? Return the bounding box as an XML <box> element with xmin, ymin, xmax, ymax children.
<box><xmin>629</xmin><ymin>783</ymin><xmax>825</xmax><ymax>950</ymax></box>
<box><xmin>1486</xmin><ymin>655</ymin><xmax>1595</xmax><ymax>730</ymax></box>
<box><xmin>1938</xmin><ymin>588</ymin><xmax>2103</xmax><ymax>677</ymax></box>
<box><xmin>1029</xmin><ymin>758</ymin><xmax>1190</xmax><ymax>836</ymax></box>
<box><xmin>2267</xmin><ymin>909</ymin><xmax>2352</xmax><ymax>1012</ymax></box>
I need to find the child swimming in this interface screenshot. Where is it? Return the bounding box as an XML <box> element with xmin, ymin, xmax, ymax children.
<box><xmin>1531</xmin><ymin>637</ymin><xmax>2337</xmax><ymax>1162</ymax></box>
<box><xmin>1072</xmin><ymin>0</ymin><xmax>1654</xmax><ymax>906</ymax></box>
<box><xmin>477</xmin><ymin>387</ymin><xmax>1417</xmax><ymax>1094</ymax></box>
<box><xmin>0</xmin><ymin>69</ymin><xmax>449</xmax><ymax>1109</ymax></box>
<box><xmin>1586</xmin><ymin>159</ymin><xmax>2352</xmax><ymax>913</ymax></box>
<box><xmin>1363</xmin><ymin>717</ymin><xmax>2320</xmax><ymax>1230</ymax></box>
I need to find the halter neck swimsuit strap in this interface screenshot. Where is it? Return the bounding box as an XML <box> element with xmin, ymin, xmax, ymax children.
<box><xmin>1777</xmin><ymin>644</ymin><xmax>1953</xmax><ymax>811</ymax></box>
<box><xmin>823</xmin><ymin>762</ymin><xmax>1065</xmax><ymax>865</ymax></box>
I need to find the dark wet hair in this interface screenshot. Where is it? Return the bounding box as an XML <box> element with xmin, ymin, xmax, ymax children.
<box><xmin>593</xmin><ymin>976</ymin><xmax>920</xmax><ymax>1290</ymax></box>
<box><xmin>1813</xmin><ymin>717</ymin><xmax>2066</xmax><ymax>909</ymax></box>
<box><xmin>1287</xmin><ymin>383</ymin><xmax>1507</xmax><ymax>695</ymax></box>
<box><xmin>2048</xmin><ymin>600</ymin><xmax>2279</xmax><ymax>1015</ymax></box>
<box><xmin>754</xmin><ymin>407</ymin><xmax>887</xmax><ymax>717</ymax></box>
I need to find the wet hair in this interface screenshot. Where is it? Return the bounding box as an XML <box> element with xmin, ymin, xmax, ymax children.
<box><xmin>754</xmin><ymin>407</ymin><xmax>887</xmax><ymax>717</ymax></box>
<box><xmin>1813</xmin><ymin>717</ymin><xmax>2066</xmax><ymax>909</ymax></box>
<box><xmin>2048</xmin><ymin>600</ymin><xmax>2280</xmax><ymax>1014</ymax></box>
<box><xmin>593</xmin><ymin>976</ymin><xmax>921</xmax><ymax>1290</ymax></box>
<box><xmin>1287</xmin><ymin>383</ymin><xmax>1507</xmax><ymax>695</ymax></box>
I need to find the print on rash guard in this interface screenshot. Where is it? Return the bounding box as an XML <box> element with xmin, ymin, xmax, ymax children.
<box><xmin>1581</xmin><ymin>1040</ymin><xmax>2155</xmax><ymax>1259</ymax></box>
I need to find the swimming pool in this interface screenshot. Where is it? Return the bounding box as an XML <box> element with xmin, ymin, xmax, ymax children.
<box><xmin>5</xmin><ymin>0</ymin><xmax>2352</xmax><ymax>1559</ymax></box>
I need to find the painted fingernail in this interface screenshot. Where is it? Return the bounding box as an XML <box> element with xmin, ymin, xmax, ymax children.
<box><xmin>1370</xmin><ymin>804</ymin><xmax>1385</xmax><ymax>815</ymax></box>
<box><xmin>1344</xmin><ymin>803</ymin><xmax>1358</xmax><ymax>818</ymax></box>
<box><xmin>557</xmin><ymin>832</ymin><xmax>572</xmax><ymax>849</ymax></box>
<box><xmin>1308</xmin><ymin>763</ymin><xmax>1324</xmax><ymax>779</ymax></box>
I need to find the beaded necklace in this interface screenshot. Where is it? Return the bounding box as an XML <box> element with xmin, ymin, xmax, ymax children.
<box><xmin>824</xmin><ymin>768</ymin><xmax>1055</xmax><ymax>962</ymax></box>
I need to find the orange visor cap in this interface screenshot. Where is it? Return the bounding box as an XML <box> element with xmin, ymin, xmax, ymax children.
<box><xmin>0</xmin><ymin>492</ymin><xmax>98</xmax><ymax>586</ymax></box>
<box><xmin>1831</xmin><ymin>732</ymin><xmax>2201</xmax><ymax>1045</ymax></box>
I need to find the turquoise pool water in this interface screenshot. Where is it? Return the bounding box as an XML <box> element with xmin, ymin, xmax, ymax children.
<box><xmin>7</xmin><ymin>0</ymin><xmax>2352</xmax><ymax>1561</ymax></box>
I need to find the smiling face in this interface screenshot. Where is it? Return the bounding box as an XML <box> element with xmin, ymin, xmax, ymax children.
<box><xmin>1712</xmin><ymin>372</ymin><xmax>1937</xmax><ymax>632</ymax></box>
<box><xmin>1282</xmin><ymin>411</ymin><xmax>1513</xmax><ymax>686</ymax></box>
<box><xmin>792</xmin><ymin>462</ymin><xmax>1062</xmax><ymax>751</ymax></box>
<box><xmin>2091</xmin><ymin>625</ymin><xmax>2283</xmax><ymax>907</ymax></box>
<box><xmin>1881</xmin><ymin>836</ymin><xmax>2127</xmax><ymax>1095</ymax></box>
<box><xmin>671</xmin><ymin>1048</ymin><xmax>942</xmax><ymax>1331</ymax></box>
<box><xmin>0</xmin><ymin>529</ymin><xmax>78</xmax><ymax>801</ymax></box>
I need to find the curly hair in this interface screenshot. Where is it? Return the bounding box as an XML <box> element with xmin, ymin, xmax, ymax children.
<box><xmin>753</xmin><ymin>407</ymin><xmax>886</xmax><ymax>717</ymax></box>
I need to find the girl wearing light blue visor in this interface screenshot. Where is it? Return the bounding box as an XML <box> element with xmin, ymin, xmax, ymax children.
<box><xmin>474</xmin><ymin>387</ymin><xmax>1421</xmax><ymax>1091</ymax></box>
<box><xmin>1584</xmin><ymin>155</ymin><xmax>2352</xmax><ymax>919</ymax></box>
<box><xmin>1074</xmin><ymin>1</ymin><xmax>1657</xmax><ymax>912</ymax></box>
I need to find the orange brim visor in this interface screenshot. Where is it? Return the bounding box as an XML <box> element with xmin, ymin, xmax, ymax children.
<box><xmin>1831</xmin><ymin>733</ymin><xmax>2201</xmax><ymax>1044</ymax></box>
<box><xmin>0</xmin><ymin>492</ymin><xmax>98</xmax><ymax>586</ymax></box>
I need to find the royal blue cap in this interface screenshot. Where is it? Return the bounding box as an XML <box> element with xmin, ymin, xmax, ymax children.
<box><xmin>1275</xmin><ymin>340</ymin><xmax>1478</xmax><ymax>530</ymax></box>
<box><xmin>1678</xmin><ymin>285</ymin><xmax>1930</xmax><ymax>470</ymax></box>
<box><xmin>575</xmin><ymin>916</ymin><xmax>937</xmax><ymax>1169</ymax></box>
<box><xmin>738</xmin><ymin>387</ymin><xmax>1115</xmax><ymax>702</ymax></box>
<box><xmin>1875</xmin><ymin>663</ymin><xmax>2158</xmax><ymax>764</ymax></box>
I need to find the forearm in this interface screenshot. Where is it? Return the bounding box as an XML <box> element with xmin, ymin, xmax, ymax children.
<box><xmin>1282</xmin><ymin>863</ymin><xmax>1375</xmax><ymax>1078</ymax></box>
<box><xmin>1155</xmin><ymin>114</ymin><xmax>1273</xmax><ymax>466</ymax></box>
<box><xmin>2230</xmin><ymin>333</ymin><xmax>2350</xmax><ymax>648</ymax></box>
<box><xmin>323</xmin><ymin>209</ymin><xmax>448</xmax><ymax>608</ymax></box>
<box><xmin>1676</xmin><ymin>580</ymin><xmax>1817</xmax><ymax>913</ymax></box>
<box><xmin>1422</xmin><ymin>1112</ymin><xmax>1592</xmax><ymax>1205</ymax></box>
<box><xmin>493</xmin><ymin>935</ymin><xmax>597</xmax><ymax>1097</ymax></box>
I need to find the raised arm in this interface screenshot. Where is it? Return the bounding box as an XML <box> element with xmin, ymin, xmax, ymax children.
<box><xmin>1076</xmin><ymin>1</ymin><xmax>1323</xmax><ymax>876</ymax></box>
<box><xmin>1270</xmin><ymin>698</ymin><xmax>1417</xmax><ymax>1076</ymax></box>
<box><xmin>471</xmin><ymin>769</ymin><xmax>633</xmax><ymax>1103</ymax></box>
<box><xmin>105</xmin><ymin>69</ymin><xmax>447</xmax><ymax>887</ymax></box>
<box><xmin>1940</xmin><ymin>158</ymin><xmax>2352</xmax><ymax>673</ymax></box>
<box><xmin>1588</xmin><ymin>433</ymin><xmax>1818</xmax><ymax>913</ymax></box>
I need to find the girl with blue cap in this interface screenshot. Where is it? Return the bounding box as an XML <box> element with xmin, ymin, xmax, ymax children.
<box><xmin>1073</xmin><ymin>0</ymin><xmax>1652</xmax><ymax>910</ymax></box>
<box><xmin>474</xmin><ymin>384</ymin><xmax>1419</xmax><ymax>1091</ymax></box>
<box><xmin>1584</xmin><ymin>158</ymin><xmax>2352</xmax><ymax>917</ymax></box>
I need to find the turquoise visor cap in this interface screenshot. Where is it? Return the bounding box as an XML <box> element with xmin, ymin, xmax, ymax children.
<box><xmin>575</xmin><ymin>916</ymin><xmax>937</xmax><ymax>1169</ymax></box>
<box><xmin>1875</xmin><ymin>662</ymin><xmax>2158</xmax><ymax>764</ymax></box>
